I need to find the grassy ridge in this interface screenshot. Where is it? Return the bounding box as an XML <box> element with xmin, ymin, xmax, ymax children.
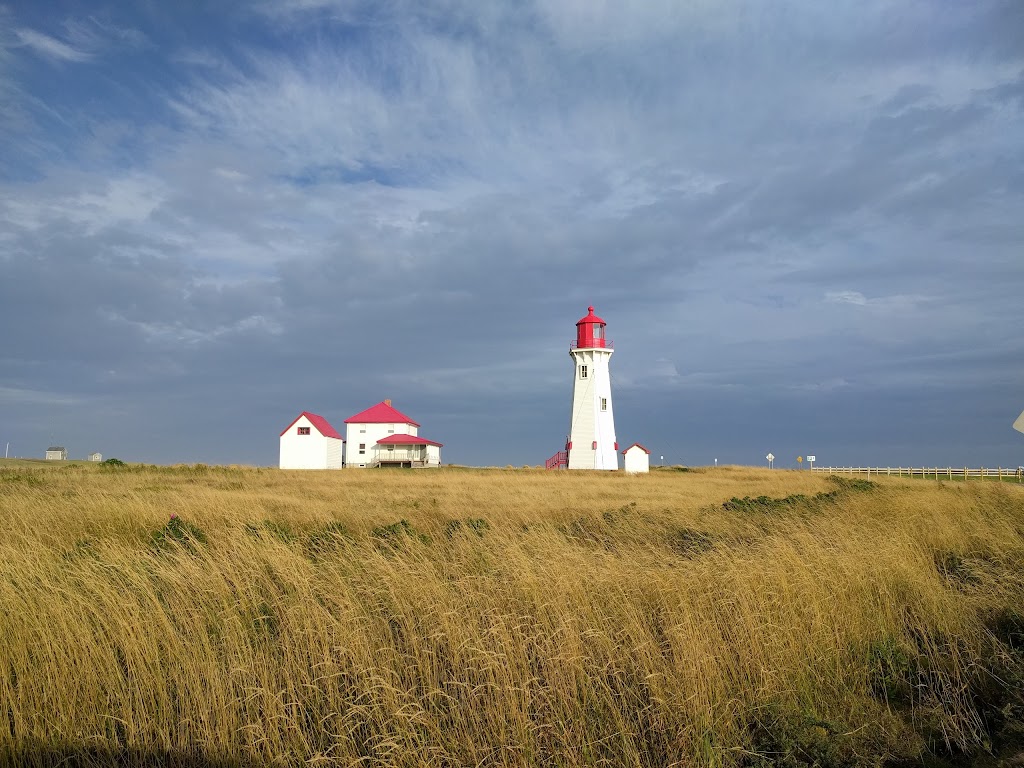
<box><xmin>0</xmin><ymin>463</ymin><xmax>1022</xmax><ymax>767</ymax></box>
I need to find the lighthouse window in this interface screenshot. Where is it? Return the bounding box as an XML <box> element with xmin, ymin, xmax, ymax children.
<box><xmin>594</xmin><ymin>325</ymin><xmax>604</xmax><ymax>339</ymax></box>
<box><xmin>580</xmin><ymin>365</ymin><xmax>588</xmax><ymax>379</ymax></box>
<box><xmin>601</xmin><ymin>398</ymin><xmax>607</xmax><ymax>411</ymax></box>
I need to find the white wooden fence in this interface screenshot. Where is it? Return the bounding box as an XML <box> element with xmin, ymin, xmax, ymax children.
<box><xmin>811</xmin><ymin>466</ymin><xmax>1023</xmax><ymax>481</ymax></box>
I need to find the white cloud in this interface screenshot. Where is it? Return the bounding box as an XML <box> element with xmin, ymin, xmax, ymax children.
<box><xmin>826</xmin><ymin>290</ymin><xmax>869</xmax><ymax>306</ymax></box>
<box><xmin>15</xmin><ymin>28</ymin><xmax>91</xmax><ymax>62</ymax></box>
<box><xmin>825</xmin><ymin>291</ymin><xmax>932</xmax><ymax>312</ymax></box>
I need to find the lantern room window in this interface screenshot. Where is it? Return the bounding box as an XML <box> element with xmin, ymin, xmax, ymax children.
<box><xmin>594</xmin><ymin>325</ymin><xmax>604</xmax><ymax>340</ymax></box>
<box><xmin>297</xmin><ymin>427</ymin><xmax>311</xmax><ymax>435</ymax></box>
<box><xmin>580</xmin><ymin>365</ymin><xmax>588</xmax><ymax>379</ymax></box>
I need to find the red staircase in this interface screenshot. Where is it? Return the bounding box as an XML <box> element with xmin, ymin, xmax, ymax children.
<box><xmin>545</xmin><ymin>450</ymin><xmax>568</xmax><ymax>470</ymax></box>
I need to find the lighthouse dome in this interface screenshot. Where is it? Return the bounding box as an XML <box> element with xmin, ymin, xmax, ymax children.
<box><xmin>574</xmin><ymin>305</ymin><xmax>609</xmax><ymax>348</ymax></box>
<box><xmin>576</xmin><ymin>306</ymin><xmax>606</xmax><ymax>326</ymax></box>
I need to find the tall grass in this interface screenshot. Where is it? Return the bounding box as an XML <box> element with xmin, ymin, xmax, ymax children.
<box><xmin>1</xmin><ymin>463</ymin><xmax>1022</xmax><ymax>766</ymax></box>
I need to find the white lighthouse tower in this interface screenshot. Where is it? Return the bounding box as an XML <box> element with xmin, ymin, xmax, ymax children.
<box><xmin>567</xmin><ymin>306</ymin><xmax>618</xmax><ymax>470</ymax></box>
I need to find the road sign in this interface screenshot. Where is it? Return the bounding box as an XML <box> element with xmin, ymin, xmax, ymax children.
<box><xmin>797</xmin><ymin>456</ymin><xmax>803</xmax><ymax>464</ymax></box>
<box><xmin>807</xmin><ymin>455</ymin><xmax>816</xmax><ymax>462</ymax></box>
<box><xmin>766</xmin><ymin>453</ymin><xmax>774</xmax><ymax>461</ymax></box>
<box><xmin>1014</xmin><ymin>410</ymin><xmax>1024</xmax><ymax>434</ymax></box>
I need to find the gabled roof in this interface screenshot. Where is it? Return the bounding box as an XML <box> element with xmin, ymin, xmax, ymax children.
<box><xmin>376</xmin><ymin>434</ymin><xmax>443</xmax><ymax>447</ymax></box>
<box><xmin>279</xmin><ymin>411</ymin><xmax>343</xmax><ymax>440</ymax></box>
<box><xmin>622</xmin><ymin>442</ymin><xmax>651</xmax><ymax>455</ymax></box>
<box><xmin>344</xmin><ymin>401</ymin><xmax>420</xmax><ymax>427</ymax></box>
<box><xmin>47</xmin><ymin>446</ymin><xmax>65</xmax><ymax>452</ymax></box>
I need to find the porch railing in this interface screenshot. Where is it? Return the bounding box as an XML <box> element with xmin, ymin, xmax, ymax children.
<box><xmin>545</xmin><ymin>450</ymin><xmax>568</xmax><ymax>470</ymax></box>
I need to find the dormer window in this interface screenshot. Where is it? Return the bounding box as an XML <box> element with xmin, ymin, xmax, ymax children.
<box><xmin>297</xmin><ymin>427</ymin><xmax>311</xmax><ymax>435</ymax></box>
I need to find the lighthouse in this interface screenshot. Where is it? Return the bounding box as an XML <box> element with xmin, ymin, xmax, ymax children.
<box><xmin>567</xmin><ymin>306</ymin><xmax>618</xmax><ymax>470</ymax></box>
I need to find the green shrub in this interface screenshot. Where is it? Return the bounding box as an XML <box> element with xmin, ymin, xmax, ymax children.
<box><xmin>444</xmin><ymin>518</ymin><xmax>491</xmax><ymax>538</ymax></box>
<box><xmin>371</xmin><ymin>519</ymin><xmax>430</xmax><ymax>547</ymax></box>
<box><xmin>150</xmin><ymin>514</ymin><xmax>207</xmax><ymax>554</ymax></box>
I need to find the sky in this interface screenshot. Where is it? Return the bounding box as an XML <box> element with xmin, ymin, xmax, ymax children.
<box><xmin>1</xmin><ymin>0</ymin><xmax>1023</xmax><ymax>468</ymax></box>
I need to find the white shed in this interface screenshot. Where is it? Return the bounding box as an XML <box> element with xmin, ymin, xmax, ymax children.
<box><xmin>88</xmin><ymin>452</ymin><xmax>102</xmax><ymax>462</ymax></box>
<box><xmin>279</xmin><ymin>412</ymin><xmax>344</xmax><ymax>469</ymax></box>
<box><xmin>45</xmin><ymin>446</ymin><xmax>67</xmax><ymax>461</ymax></box>
<box><xmin>622</xmin><ymin>443</ymin><xmax>651</xmax><ymax>474</ymax></box>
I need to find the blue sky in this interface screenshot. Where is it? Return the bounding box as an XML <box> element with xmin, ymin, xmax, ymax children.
<box><xmin>1</xmin><ymin>0</ymin><xmax>1023</xmax><ymax>467</ymax></box>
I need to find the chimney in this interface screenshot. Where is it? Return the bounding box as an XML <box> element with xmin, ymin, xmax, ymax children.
<box><xmin>384</xmin><ymin>399</ymin><xmax>392</xmax><ymax>406</ymax></box>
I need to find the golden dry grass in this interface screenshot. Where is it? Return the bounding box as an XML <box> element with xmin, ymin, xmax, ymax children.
<box><xmin>1</xmin><ymin>462</ymin><xmax>1022</xmax><ymax>767</ymax></box>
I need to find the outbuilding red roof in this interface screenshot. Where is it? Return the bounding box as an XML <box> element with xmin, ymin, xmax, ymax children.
<box><xmin>279</xmin><ymin>411</ymin><xmax>343</xmax><ymax>440</ymax></box>
<box><xmin>622</xmin><ymin>442</ymin><xmax>651</xmax><ymax>454</ymax></box>
<box><xmin>344</xmin><ymin>401</ymin><xmax>420</xmax><ymax>427</ymax></box>
<box><xmin>376</xmin><ymin>434</ymin><xmax>443</xmax><ymax>447</ymax></box>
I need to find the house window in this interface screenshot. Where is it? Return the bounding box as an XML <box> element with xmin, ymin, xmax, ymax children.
<box><xmin>388</xmin><ymin>424</ymin><xmax>395</xmax><ymax>433</ymax></box>
<box><xmin>359</xmin><ymin>443</ymin><xmax>366</xmax><ymax>455</ymax></box>
<box><xmin>359</xmin><ymin>427</ymin><xmax>366</xmax><ymax>433</ymax></box>
<box><xmin>387</xmin><ymin>446</ymin><xmax>394</xmax><ymax>451</ymax></box>
<box><xmin>297</xmin><ymin>427</ymin><xmax>311</xmax><ymax>435</ymax></box>
<box><xmin>601</xmin><ymin>398</ymin><xmax>607</xmax><ymax>412</ymax></box>
<box><xmin>580</xmin><ymin>365</ymin><xmax>588</xmax><ymax>379</ymax></box>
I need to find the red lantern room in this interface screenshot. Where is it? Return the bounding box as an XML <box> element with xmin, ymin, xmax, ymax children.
<box><xmin>574</xmin><ymin>306</ymin><xmax>609</xmax><ymax>349</ymax></box>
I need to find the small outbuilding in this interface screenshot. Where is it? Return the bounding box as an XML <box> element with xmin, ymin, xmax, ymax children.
<box><xmin>622</xmin><ymin>443</ymin><xmax>651</xmax><ymax>474</ymax></box>
<box><xmin>45</xmin><ymin>446</ymin><xmax>67</xmax><ymax>461</ymax></box>
<box><xmin>279</xmin><ymin>412</ymin><xmax>345</xmax><ymax>469</ymax></box>
<box><xmin>88</xmin><ymin>452</ymin><xmax>102</xmax><ymax>462</ymax></box>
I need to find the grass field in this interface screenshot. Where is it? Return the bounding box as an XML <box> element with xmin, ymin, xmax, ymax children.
<box><xmin>1</xmin><ymin>462</ymin><xmax>1022</xmax><ymax>767</ymax></box>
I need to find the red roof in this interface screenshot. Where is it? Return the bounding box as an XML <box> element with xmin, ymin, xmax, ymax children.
<box><xmin>376</xmin><ymin>434</ymin><xmax>443</xmax><ymax>447</ymax></box>
<box><xmin>344</xmin><ymin>401</ymin><xmax>420</xmax><ymax>427</ymax></box>
<box><xmin>279</xmin><ymin>411</ymin><xmax>343</xmax><ymax>440</ymax></box>
<box><xmin>622</xmin><ymin>442</ymin><xmax>651</xmax><ymax>455</ymax></box>
<box><xmin>577</xmin><ymin>305</ymin><xmax>606</xmax><ymax>326</ymax></box>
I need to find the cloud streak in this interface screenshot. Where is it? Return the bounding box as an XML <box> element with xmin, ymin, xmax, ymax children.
<box><xmin>15</xmin><ymin>28</ymin><xmax>92</xmax><ymax>62</ymax></box>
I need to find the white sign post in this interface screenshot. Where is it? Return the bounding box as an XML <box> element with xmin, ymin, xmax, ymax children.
<box><xmin>766</xmin><ymin>452</ymin><xmax>774</xmax><ymax>469</ymax></box>
<box><xmin>807</xmin><ymin>455</ymin><xmax>816</xmax><ymax>469</ymax></box>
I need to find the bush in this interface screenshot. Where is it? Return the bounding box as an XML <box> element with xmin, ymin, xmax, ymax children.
<box><xmin>371</xmin><ymin>519</ymin><xmax>430</xmax><ymax>547</ymax></box>
<box><xmin>150</xmin><ymin>514</ymin><xmax>206</xmax><ymax>554</ymax></box>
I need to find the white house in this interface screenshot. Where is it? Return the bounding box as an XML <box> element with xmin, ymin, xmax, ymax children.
<box><xmin>88</xmin><ymin>452</ymin><xmax>102</xmax><ymax>462</ymax></box>
<box><xmin>279</xmin><ymin>412</ymin><xmax>344</xmax><ymax>469</ymax></box>
<box><xmin>622</xmin><ymin>443</ymin><xmax>651</xmax><ymax>474</ymax></box>
<box><xmin>344</xmin><ymin>400</ymin><xmax>443</xmax><ymax>468</ymax></box>
<box><xmin>45</xmin><ymin>446</ymin><xmax>67</xmax><ymax>461</ymax></box>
